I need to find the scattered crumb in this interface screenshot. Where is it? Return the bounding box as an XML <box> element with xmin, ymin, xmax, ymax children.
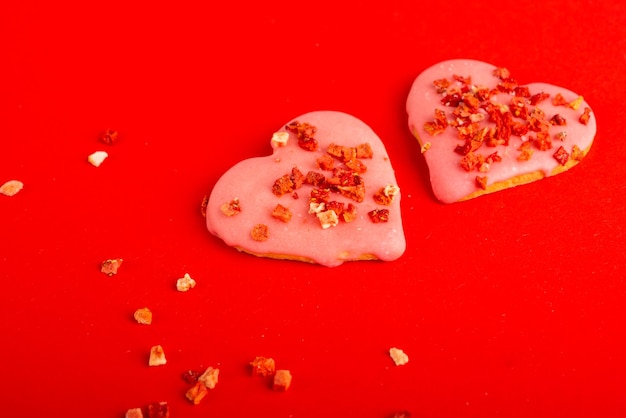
<box><xmin>88</xmin><ymin>150</ymin><xmax>108</xmax><ymax>167</ymax></box>
<box><xmin>185</xmin><ymin>381</ymin><xmax>209</xmax><ymax>405</ymax></box>
<box><xmin>389</xmin><ymin>347</ymin><xmax>409</xmax><ymax>366</ymax></box>
<box><xmin>185</xmin><ymin>367</ymin><xmax>219</xmax><ymax>405</ymax></box>
<box><xmin>125</xmin><ymin>408</ymin><xmax>144</xmax><ymax>418</ymax></box>
<box><xmin>272</xmin><ymin>369</ymin><xmax>292</xmax><ymax>391</ymax></box>
<box><xmin>99</xmin><ymin>129</ymin><xmax>118</xmax><ymax>145</ymax></box>
<box><xmin>0</xmin><ymin>180</ymin><xmax>24</xmax><ymax>196</ymax></box>
<box><xmin>181</xmin><ymin>369</ymin><xmax>202</xmax><ymax>385</ymax></box>
<box><xmin>421</xmin><ymin>142</ymin><xmax>431</xmax><ymax>153</ymax></box>
<box><xmin>176</xmin><ymin>273</ymin><xmax>196</xmax><ymax>292</ymax></box>
<box><xmin>149</xmin><ymin>345</ymin><xmax>167</xmax><ymax>366</ymax></box>
<box><xmin>100</xmin><ymin>258</ymin><xmax>123</xmax><ymax>276</ymax></box>
<box><xmin>133</xmin><ymin>307</ymin><xmax>153</xmax><ymax>325</ymax></box>
<box><xmin>250</xmin><ymin>356</ymin><xmax>276</xmax><ymax>377</ymax></box>
<box><xmin>147</xmin><ymin>401</ymin><xmax>169</xmax><ymax>418</ymax></box>
<box><xmin>198</xmin><ymin>366</ymin><xmax>220</xmax><ymax>389</ymax></box>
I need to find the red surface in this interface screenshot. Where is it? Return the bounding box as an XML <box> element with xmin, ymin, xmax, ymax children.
<box><xmin>1</xmin><ymin>1</ymin><xmax>625</xmax><ymax>417</ymax></box>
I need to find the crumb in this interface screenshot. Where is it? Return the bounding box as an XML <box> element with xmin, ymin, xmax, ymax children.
<box><xmin>100</xmin><ymin>258</ymin><xmax>123</xmax><ymax>276</ymax></box>
<box><xmin>272</xmin><ymin>369</ymin><xmax>292</xmax><ymax>391</ymax></box>
<box><xmin>389</xmin><ymin>347</ymin><xmax>409</xmax><ymax>366</ymax></box>
<box><xmin>125</xmin><ymin>408</ymin><xmax>144</xmax><ymax>418</ymax></box>
<box><xmin>147</xmin><ymin>402</ymin><xmax>169</xmax><ymax>418</ymax></box>
<box><xmin>185</xmin><ymin>381</ymin><xmax>209</xmax><ymax>405</ymax></box>
<box><xmin>149</xmin><ymin>345</ymin><xmax>167</xmax><ymax>366</ymax></box>
<box><xmin>250</xmin><ymin>356</ymin><xmax>276</xmax><ymax>377</ymax></box>
<box><xmin>99</xmin><ymin>129</ymin><xmax>118</xmax><ymax>145</ymax></box>
<box><xmin>176</xmin><ymin>273</ymin><xmax>196</xmax><ymax>292</ymax></box>
<box><xmin>88</xmin><ymin>150</ymin><xmax>108</xmax><ymax>167</ymax></box>
<box><xmin>0</xmin><ymin>180</ymin><xmax>24</xmax><ymax>196</ymax></box>
<box><xmin>133</xmin><ymin>307</ymin><xmax>153</xmax><ymax>325</ymax></box>
<box><xmin>198</xmin><ymin>366</ymin><xmax>220</xmax><ymax>389</ymax></box>
<box><xmin>182</xmin><ymin>369</ymin><xmax>202</xmax><ymax>384</ymax></box>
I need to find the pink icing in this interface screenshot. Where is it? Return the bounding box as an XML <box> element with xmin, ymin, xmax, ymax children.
<box><xmin>406</xmin><ymin>59</ymin><xmax>597</xmax><ymax>203</ymax></box>
<box><xmin>206</xmin><ymin>110</ymin><xmax>406</xmax><ymax>267</ymax></box>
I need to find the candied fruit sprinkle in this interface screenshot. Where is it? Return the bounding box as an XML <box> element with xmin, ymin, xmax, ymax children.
<box><xmin>272</xmin><ymin>204</ymin><xmax>292</xmax><ymax>223</ymax></box>
<box><xmin>373</xmin><ymin>184</ymin><xmax>399</xmax><ymax>205</ymax></box>
<box><xmin>251</xmin><ymin>224</ymin><xmax>269</xmax><ymax>242</ymax></box>
<box><xmin>530</xmin><ymin>92</ymin><xmax>550</xmax><ymax>105</ymax></box>
<box><xmin>579</xmin><ymin>107</ymin><xmax>592</xmax><ymax>125</ymax></box>
<box><xmin>356</xmin><ymin>143</ymin><xmax>374</xmax><ymax>159</ymax></box>
<box><xmin>552</xmin><ymin>93</ymin><xmax>568</xmax><ymax>106</ymax></box>
<box><xmin>433</xmin><ymin>77</ymin><xmax>451</xmax><ymax>93</ymax></box>
<box><xmin>517</xmin><ymin>141</ymin><xmax>534</xmax><ymax>161</ymax></box>
<box><xmin>345</xmin><ymin>158</ymin><xmax>367</xmax><ymax>173</ymax></box>
<box><xmin>272</xmin><ymin>174</ymin><xmax>295</xmax><ymax>197</ymax></box>
<box><xmin>550</xmin><ymin>114</ymin><xmax>567</xmax><ymax>126</ymax></box>
<box><xmin>475</xmin><ymin>176</ymin><xmax>488</xmax><ymax>190</ymax></box>
<box><xmin>317</xmin><ymin>153</ymin><xmax>335</xmax><ymax>170</ymax></box>
<box><xmin>493</xmin><ymin>67</ymin><xmax>511</xmax><ymax>80</ymax></box>
<box><xmin>568</xmin><ymin>95</ymin><xmax>584</xmax><ymax>110</ymax></box>
<box><xmin>220</xmin><ymin>198</ymin><xmax>241</xmax><ymax>216</ymax></box>
<box><xmin>368</xmin><ymin>209</ymin><xmax>389</xmax><ymax>223</ymax></box>
<box><xmin>317</xmin><ymin>209</ymin><xmax>339</xmax><ymax>229</ymax></box>
<box><xmin>571</xmin><ymin>144</ymin><xmax>585</xmax><ymax>161</ymax></box>
<box><xmin>424</xmin><ymin>109</ymin><xmax>448</xmax><ymax>136</ymax></box>
<box><xmin>271</xmin><ymin>131</ymin><xmax>289</xmax><ymax>147</ymax></box>
<box><xmin>553</xmin><ymin>145</ymin><xmax>570</xmax><ymax>166</ymax></box>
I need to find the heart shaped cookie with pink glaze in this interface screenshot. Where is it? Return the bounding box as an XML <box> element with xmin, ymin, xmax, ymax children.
<box><xmin>406</xmin><ymin>59</ymin><xmax>597</xmax><ymax>203</ymax></box>
<box><xmin>205</xmin><ymin>110</ymin><xmax>406</xmax><ymax>267</ymax></box>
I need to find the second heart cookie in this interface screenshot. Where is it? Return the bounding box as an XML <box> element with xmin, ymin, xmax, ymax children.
<box><xmin>406</xmin><ymin>59</ymin><xmax>597</xmax><ymax>203</ymax></box>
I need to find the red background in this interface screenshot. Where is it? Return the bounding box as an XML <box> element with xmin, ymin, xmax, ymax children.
<box><xmin>2</xmin><ymin>1</ymin><xmax>625</xmax><ymax>417</ymax></box>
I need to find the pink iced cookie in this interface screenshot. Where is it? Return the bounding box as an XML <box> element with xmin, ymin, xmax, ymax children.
<box><xmin>205</xmin><ymin>111</ymin><xmax>406</xmax><ymax>267</ymax></box>
<box><xmin>406</xmin><ymin>59</ymin><xmax>597</xmax><ymax>203</ymax></box>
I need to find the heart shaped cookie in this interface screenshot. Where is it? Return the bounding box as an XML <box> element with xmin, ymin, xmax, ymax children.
<box><xmin>406</xmin><ymin>59</ymin><xmax>597</xmax><ymax>203</ymax></box>
<box><xmin>205</xmin><ymin>110</ymin><xmax>406</xmax><ymax>267</ymax></box>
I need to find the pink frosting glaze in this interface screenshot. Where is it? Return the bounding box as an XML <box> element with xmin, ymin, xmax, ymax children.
<box><xmin>206</xmin><ymin>110</ymin><xmax>406</xmax><ymax>267</ymax></box>
<box><xmin>406</xmin><ymin>59</ymin><xmax>597</xmax><ymax>203</ymax></box>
